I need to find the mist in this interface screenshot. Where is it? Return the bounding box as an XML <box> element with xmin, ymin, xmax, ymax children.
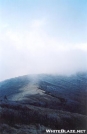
<box><xmin>0</xmin><ymin>0</ymin><xmax>87</xmax><ymax>81</ymax></box>
<box><xmin>0</xmin><ymin>25</ymin><xmax>87</xmax><ymax>81</ymax></box>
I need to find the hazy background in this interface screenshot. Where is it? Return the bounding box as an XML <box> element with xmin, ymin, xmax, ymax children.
<box><xmin>0</xmin><ymin>0</ymin><xmax>87</xmax><ymax>81</ymax></box>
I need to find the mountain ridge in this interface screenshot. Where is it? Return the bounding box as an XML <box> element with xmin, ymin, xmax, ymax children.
<box><xmin>0</xmin><ymin>73</ymin><xmax>87</xmax><ymax>133</ymax></box>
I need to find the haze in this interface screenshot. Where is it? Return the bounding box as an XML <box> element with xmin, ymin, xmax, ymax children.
<box><xmin>0</xmin><ymin>0</ymin><xmax>87</xmax><ymax>81</ymax></box>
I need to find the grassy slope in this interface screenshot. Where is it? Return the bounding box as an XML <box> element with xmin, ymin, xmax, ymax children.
<box><xmin>0</xmin><ymin>73</ymin><xmax>87</xmax><ymax>134</ymax></box>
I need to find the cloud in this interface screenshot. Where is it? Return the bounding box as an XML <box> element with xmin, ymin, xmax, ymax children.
<box><xmin>0</xmin><ymin>18</ymin><xmax>87</xmax><ymax>81</ymax></box>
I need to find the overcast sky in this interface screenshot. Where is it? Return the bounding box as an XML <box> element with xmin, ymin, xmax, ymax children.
<box><xmin>0</xmin><ymin>0</ymin><xmax>87</xmax><ymax>81</ymax></box>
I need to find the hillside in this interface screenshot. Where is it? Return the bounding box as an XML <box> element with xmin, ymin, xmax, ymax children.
<box><xmin>0</xmin><ymin>73</ymin><xmax>87</xmax><ymax>134</ymax></box>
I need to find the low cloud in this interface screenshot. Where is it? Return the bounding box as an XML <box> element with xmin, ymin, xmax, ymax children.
<box><xmin>0</xmin><ymin>19</ymin><xmax>87</xmax><ymax>81</ymax></box>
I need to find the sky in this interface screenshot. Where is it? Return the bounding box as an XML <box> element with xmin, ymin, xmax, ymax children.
<box><xmin>0</xmin><ymin>0</ymin><xmax>87</xmax><ymax>81</ymax></box>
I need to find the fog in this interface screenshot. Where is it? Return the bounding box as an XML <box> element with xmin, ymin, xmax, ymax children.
<box><xmin>0</xmin><ymin>21</ymin><xmax>87</xmax><ymax>81</ymax></box>
<box><xmin>0</xmin><ymin>0</ymin><xmax>87</xmax><ymax>81</ymax></box>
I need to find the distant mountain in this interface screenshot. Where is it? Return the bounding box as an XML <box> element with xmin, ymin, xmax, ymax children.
<box><xmin>0</xmin><ymin>73</ymin><xmax>87</xmax><ymax>133</ymax></box>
